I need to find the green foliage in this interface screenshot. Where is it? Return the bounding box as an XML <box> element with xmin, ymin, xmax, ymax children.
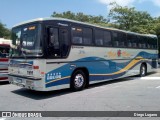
<box><xmin>0</xmin><ymin>22</ymin><xmax>11</xmax><ymax>39</ymax></box>
<box><xmin>108</xmin><ymin>2</ymin><xmax>154</xmax><ymax>33</ymax></box>
<box><xmin>51</xmin><ymin>11</ymin><xmax>109</xmax><ymax>26</ymax></box>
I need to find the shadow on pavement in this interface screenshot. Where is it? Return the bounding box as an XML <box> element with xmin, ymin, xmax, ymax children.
<box><xmin>11</xmin><ymin>71</ymin><xmax>157</xmax><ymax>100</ymax></box>
<box><xmin>12</xmin><ymin>88</ymin><xmax>72</xmax><ymax>100</ymax></box>
<box><xmin>0</xmin><ymin>81</ymin><xmax>9</xmax><ymax>85</ymax></box>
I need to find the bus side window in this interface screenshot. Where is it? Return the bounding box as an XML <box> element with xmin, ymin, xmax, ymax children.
<box><xmin>95</xmin><ymin>29</ymin><xmax>103</xmax><ymax>46</ymax></box>
<box><xmin>72</xmin><ymin>27</ymin><xmax>83</xmax><ymax>44</ymax></box>
<box><xmin>127</xmin><ymin>34</ymin><xmax>132</xmax><ymax>48</ymax></box>
<box><xmin>153</xmin><ymin>37</ymin><xmax>157</xmax><ymax>49</ymax></box>
<box><xmin>127</xmin><ymin>34</ymin><xmax>139</xmax><ymax>48</ymax></box>
<box><xmin>119</xmin><ymin>33</ymin><xmax>126</xmax><ymax>47</ymax></box>
<box><xmin>112</xmin><ymin>32</ymin><xmax>119</xmax><ymax>47</ymax></box>
<box><xmin>138</xmin><ymin>36</ymin><xmax>146</xmax><ymax>49</ymax></box>
<box><xmin>83</xmin><ymin>28</ymin><xmax>93</xmax><ymax>45</ymax></box>
<box><xmin>104</xmin><ymin>31</ymin><xmax>112</xmax><ymax>46</ymax></box>
<box><xmin>141</xmin><ymin>36</ymin><xmax>147</xmax><ymax>49</ymax></box>
<box><xmin>132</xmin><ymin>36</ymin><xmax>138</xmax><ymax>48</ymax></box>
<box><xmin>137</xmin><ymin>36</ymin><xmax>141</xmax><ymax>48</ymax></box>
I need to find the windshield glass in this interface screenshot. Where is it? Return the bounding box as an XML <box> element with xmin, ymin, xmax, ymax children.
<box><xmin>11</xmin><ymin>24</ymin><xmax>42</xmax><ymax>57</ymax></box>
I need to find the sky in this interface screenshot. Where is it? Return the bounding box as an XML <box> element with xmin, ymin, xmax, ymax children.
<box><xmin>1</xmin><ymin>0</ymin><xmax>160</xmax><ymax>29</ymax></box>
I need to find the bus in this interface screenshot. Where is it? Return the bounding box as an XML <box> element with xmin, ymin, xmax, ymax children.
<box><xmin>0</xmin><ymin>38</ymin><xmax>11</xmax><ymax>82</ymax></box>
<box><xmin>8</xmin><ymin>18</ymin><xmax>158</xmax><ymax>91</ymax></box>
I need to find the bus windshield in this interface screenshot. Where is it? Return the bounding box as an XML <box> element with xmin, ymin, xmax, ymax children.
<box><xmin>11</xmin><ymin>24</ymin><xmax>42</xmax><ymax>58</ymax></box>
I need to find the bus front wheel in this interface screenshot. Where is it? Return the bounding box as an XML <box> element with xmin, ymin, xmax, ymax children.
<box><xmin>71</xmin><ymin>70</ymin><xmax>86</xmax><ymax>91</ymax></box>
<box><xmin>140</xmin><ymin>64</ymin><xmax>147</xmax><ymax>77</ymax></box>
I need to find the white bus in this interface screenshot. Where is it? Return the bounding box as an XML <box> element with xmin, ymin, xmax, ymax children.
<box><xmin>9</xmin><ymin>18</ymin><xmax>158</xmax><ymax>91</ymax></box>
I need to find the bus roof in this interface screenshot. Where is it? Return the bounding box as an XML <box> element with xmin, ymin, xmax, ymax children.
<box><xmin>13</xmin><ymin>17</ymin><xmax>157</xmax><ymax>38</ymax></box>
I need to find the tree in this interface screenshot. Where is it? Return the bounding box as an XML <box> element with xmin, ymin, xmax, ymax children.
<box><xmin>108</xmin><ymin>2</ymin><xmax>153</xmax><ymax>33</ymax></box>
<box><xmin>0</xmin><ymin>22</ymin><xmax>11</xmax><ymax>39</ymax></box>
<box><xmin>51</xmin><ymin>11</ymin><xmax>109</xmax><ymax>25</ymax></box>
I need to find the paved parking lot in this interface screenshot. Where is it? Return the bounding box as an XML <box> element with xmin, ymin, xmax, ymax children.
<box><xmin>0</xmin><ymin>67</ymin><xmax>160</xmax><ymax>120</ymax></box>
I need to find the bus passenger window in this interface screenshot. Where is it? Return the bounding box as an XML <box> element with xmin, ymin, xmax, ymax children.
<box><xmin>95</xmin><ymin>30</ymin><xmax>103</xmax><ymax>46</ymax></box>
<box><xmin>83</xmin><ymin>28</ymin><xmax>93</xmax><ymax>45</ymax></box>
<box><xmin>127</xmin><ymin>34</ymin><xmax>138</xmax><ymax>48</ymax></box>
<box><xmin>153</xmin><ymin>37</ymin><xmax>157</xmax><ymax>49</ymax></box>
<box><xmin>114</xmin><ymin>41</ymin><xmax>119</xmax><ymax>47</ymax></box>
<box><xmin>104</xmin><ymin>31</ymin><xmax>112</xmax><ymax>46</ymax></box>
<box><xmin>127</xmin><ymin>40</ymin><xmax>132</xmax><ymax>47</ymax></box>
<box><xmin>72</xmin><ymin>27</ymin><xmax>83</xmax><ymax>44</ymax></box>
<box><xmin>96</xmin><ymin>39</ymin><xmax>103</xmax><ymax>46</ymax></box>
<box><xmin>112</xmin><ymin>32</ymin><xmax>119</xmax><ymax>47</ymax></box>
<box><xmin>141</xmin><ymin>37</ymin><xmax>147</xmax><ymax>49</ymax></box>
<box><xmin>119</xmin><ymin>33</ymin><xmax>126</xmax><ymax>47</ymax></box>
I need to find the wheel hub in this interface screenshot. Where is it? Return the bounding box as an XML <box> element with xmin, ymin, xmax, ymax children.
<box><xmin>74</xmin><ymin>74</ymin><xmax>84</xmax><ymax>88</ymax></box>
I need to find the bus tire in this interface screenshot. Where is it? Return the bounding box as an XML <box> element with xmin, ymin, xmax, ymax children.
<box><xmin>140</xmin><ymin>64</ymin><xmax>147</xmax><ymax>77</ymax></box>
<box><xmin>71</xmin><ymin>70</ymin><xmax>86</xmax><ymax>91</ymax></box>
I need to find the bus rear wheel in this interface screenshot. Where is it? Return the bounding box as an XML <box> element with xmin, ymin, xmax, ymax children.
<box><xmin>140</xmin><ymin>64</ymin><xmax>147</xmax><ymax>77</ymax></box>
<box><xmin>71</xmin><ymin>70</ymin><xmax>86</xmax><ymax>91</ymax></box>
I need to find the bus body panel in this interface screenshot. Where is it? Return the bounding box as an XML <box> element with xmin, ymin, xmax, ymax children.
<box><xmin>43</xmin><ymin>46</ymin><xmax>157</xmax><ymax>91</ymax></box>
<box><xmin>9</xmin><ymin>45</ymin><xmax>157</xmax><ymax>91</ymax></box>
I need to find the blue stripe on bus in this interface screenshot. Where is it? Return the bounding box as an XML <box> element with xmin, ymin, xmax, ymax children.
<box><xmin>45</xmin><ymin>51</ymin><xmax>157</xmax><ymax>88</ymax></box>
<box><xmin>45</xmin><ymin>60</ymin><xmax>144</xmax><ymax>88</ymax></box>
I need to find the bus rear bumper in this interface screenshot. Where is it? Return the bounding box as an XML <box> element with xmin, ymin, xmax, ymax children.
<box><xmin>8</xmin><ymin>75</ymin><xmax>43</xmax><ymax>91</ymax></box>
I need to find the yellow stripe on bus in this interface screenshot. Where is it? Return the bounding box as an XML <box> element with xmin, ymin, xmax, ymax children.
<box><xmin>91</xmin><ymin>57</ymin><xmax>144</xmax><ymax>76</ymax></box>
<box><xmin>46</xmin><ymin>57</ymin><xmax>145</xmax><ymax>84</ymax></box>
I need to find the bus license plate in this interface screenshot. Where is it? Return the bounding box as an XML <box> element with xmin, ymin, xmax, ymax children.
<box><xmin>26</xmin><ymin>80</ymin><xmax>33</xmax><ymax>86</ymax></box>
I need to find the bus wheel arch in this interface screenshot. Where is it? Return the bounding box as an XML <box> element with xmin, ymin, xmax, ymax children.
<box><xmin>140</xmin><ymin>62</ymin><xmax>147</xmax><ymax>77</ymax></box>
<box><xmin>70</xmin><ymin>67</ymin><xmax>89</xmax><ymax>91</ymax></box>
